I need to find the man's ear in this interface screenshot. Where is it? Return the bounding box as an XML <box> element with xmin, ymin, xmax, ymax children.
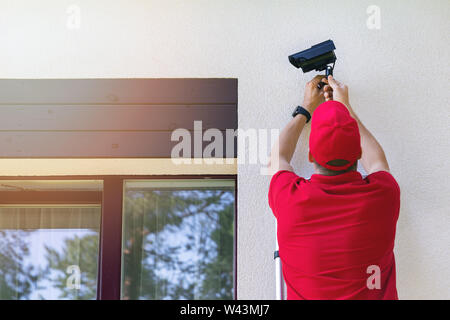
<box><xmin>308</xmin><ymin>151</ymin><xmax>314</xmax><ymax>163</ymax></box>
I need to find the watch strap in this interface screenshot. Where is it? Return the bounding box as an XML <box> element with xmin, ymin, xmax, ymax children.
<box><xmin>292</xmin><ymin>106</ymin><xmax>311</xmax><ymax>123</ymax></box>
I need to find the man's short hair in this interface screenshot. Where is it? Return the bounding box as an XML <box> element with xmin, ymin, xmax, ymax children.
<box><xmin>314</xmin><ymin>159</ymin><xmax>358</xmax><ymax>176</ymax></box>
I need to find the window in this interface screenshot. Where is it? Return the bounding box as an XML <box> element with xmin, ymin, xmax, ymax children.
<box><xmin>0</xmin><ymin>78</ymin><xmax>238</xmax><ymax>300</ymax></box>
<box><xmin>0</xmin><ymin>177</ymin><xmax>236</xmax><ymax>300</ymax></box>
<box><xmin>121</xmin><ymin>179</ymin><xmax>236</xmax><ymax>300</ymax></box>
<box><xmin>0</xmin><ymin>180</ymin><xmax>102</xmax><ymax>300</ymax></box>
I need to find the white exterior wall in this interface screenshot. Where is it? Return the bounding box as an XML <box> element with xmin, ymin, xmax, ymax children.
<box><xmin>1</xmin><ymin>0</ymin><xmax>449</xmax><ymax>299</ymax></box>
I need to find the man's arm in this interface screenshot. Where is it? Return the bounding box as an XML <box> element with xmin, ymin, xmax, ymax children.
<box><xmin>269</xmin><ymin>75</ymin><xmax>331</xmax><ymax>174</ymax></box>
<box><xmin>268</xmin><ymin>114</ymin><xmax>308</xmax><ymax>173</ymax></box>
<box><xmin>324</xmin><ymin>76</ymin><xmax>390</xmax><ymax>174</ymax></box>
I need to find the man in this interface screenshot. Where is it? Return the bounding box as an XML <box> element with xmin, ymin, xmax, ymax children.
<box><xmin>268</xmin><ymin>75</ymin><xmax>400</xmax><ymax>299</ymax></box>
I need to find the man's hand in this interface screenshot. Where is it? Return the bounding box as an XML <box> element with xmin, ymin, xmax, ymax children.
<box><xmin>302</xmin><ymin>75</ymin><xmax>332</xmax><ymax>113</ymax></box>
<box><xmin>322</xmin><ymin>75</ymin><xmax>350</xmax><ymax>107</ymax></box>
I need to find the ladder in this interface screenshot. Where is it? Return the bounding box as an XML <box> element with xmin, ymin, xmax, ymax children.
<box><xmin>274</xmin><ymin>221</ymin><xmax>285</xmax><ymax>300</ymax></box>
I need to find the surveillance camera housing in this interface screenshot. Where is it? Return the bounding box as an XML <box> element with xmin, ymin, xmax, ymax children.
<box><xmin>289</xmin><ymin>40</ymin><xmax>336</xmax><ymax>73</ymax></box>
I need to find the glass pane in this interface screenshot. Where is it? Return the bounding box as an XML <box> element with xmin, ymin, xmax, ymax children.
<box><xmin>0</xmin><ymin>205</ymin><xmax>101</xmax><ymax>300</ymax></box>
<box><xmin>121</xmin><ymin>179</ymin><xmax>235</xmax><ymax>300</ymax></box>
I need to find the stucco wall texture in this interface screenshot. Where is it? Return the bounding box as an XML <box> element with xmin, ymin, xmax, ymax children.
<box><xmin>1</xmin><ymin>0</ymin><xmax>449</xmax><ymax>299</ymax></box>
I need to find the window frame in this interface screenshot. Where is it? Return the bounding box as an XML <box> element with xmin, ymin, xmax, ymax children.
<box><xmin>0</xmin><ymin>174</ymin><xmax>237</xmax><ymax>300</ymax></box>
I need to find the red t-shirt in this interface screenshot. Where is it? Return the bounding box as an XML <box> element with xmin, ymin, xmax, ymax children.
<box><xmin>268</xmin><ymin>170</ymin><xmax>400</xmax><ymax>300</ymax></box>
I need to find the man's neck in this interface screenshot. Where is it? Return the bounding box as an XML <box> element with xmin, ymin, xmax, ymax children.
<box><xmin>314</xmin><ymin>169</ymin><xmax>356</xmax><ymax>177</ymax></box>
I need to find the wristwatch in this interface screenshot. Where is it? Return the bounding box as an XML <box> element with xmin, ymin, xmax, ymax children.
<box><xmin>292</xmin><ymin>106</ymin><xmax>311</xmax><ymax>123</ymax></box>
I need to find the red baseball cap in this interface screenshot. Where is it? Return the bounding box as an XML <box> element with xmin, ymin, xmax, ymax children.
<box><xmin>309</xmin><ymin>101</ymin><xmax>362</xmax><ymax>171</ymax></box>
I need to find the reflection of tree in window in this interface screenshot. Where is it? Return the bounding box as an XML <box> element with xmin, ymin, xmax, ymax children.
<box><xmin>44</xmin><ymin>233</ymin><xmax>99</xmax><ymax>299</ymax></box>
<box><xmin>121</xmin><ymin>185</ymin><xmax>235</xmax><ymax>300</ymax></box>
<box><xmin>0</xmin><ymin>230</ymin><xmax>39</xmax><ymax>299</ymax></box>
<box><xmin>0</xmin><ymin>206</ymin><xmax>100</xmax><ymax>300</ymax></box>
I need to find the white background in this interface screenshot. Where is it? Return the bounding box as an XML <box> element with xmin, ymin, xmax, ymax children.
<box><xmin>0</xmin><ymin>0</ymin><xmax>449</xmax><ymax>299</ymax></box>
